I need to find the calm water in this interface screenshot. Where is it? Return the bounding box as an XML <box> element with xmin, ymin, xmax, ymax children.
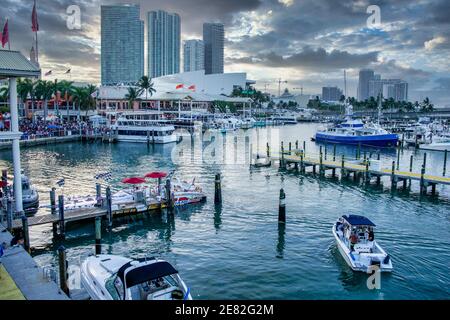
<box><xmin>1</xmin><ymin>123</ymin><xmax>449</xmax><ymax>299</ymax></box>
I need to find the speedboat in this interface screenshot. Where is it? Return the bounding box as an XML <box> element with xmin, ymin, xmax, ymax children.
<box><xmin>81</xmin><ymin>255</ymin><xmax>192</xmax><ymax>300</ymax></box>
<box><xmin>315</xmin><ymin>103</ymin><xmax>398</xmax><ymax>147</ymax></box>
<box><xmin>252</xmin><ymin>154</ymin><xmax>271</xmax><ymax>168</ymax></box>
<box><xmin>332</xmin><ymin>215</ymin><xmax>393</xmax><ymax>273</ymax></box>
<box><xmin>15</xmin><ymin>174</ymin><xmax>39</xmax><ymax>215</ymax></box>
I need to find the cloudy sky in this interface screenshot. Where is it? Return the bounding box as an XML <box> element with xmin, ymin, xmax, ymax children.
<box><xmin>1</xmin><ymin>0</ymin><xmax>449</xmax><ymax>106</ymax></box>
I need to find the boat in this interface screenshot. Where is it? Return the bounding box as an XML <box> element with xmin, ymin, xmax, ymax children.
<box><xmin>240</xmin><ymin>117</ymin><xmax>256</xmax><ymax>129</ymax></box>
<box><xmin>269</xmin><ymin>114</ymin><xmax>297</xmax><ymax>125</ymax></box>
<box><xmin>110</xmin><ymin>112</ymin><xmax>179</xmax><ymax>144</ymax></box>
<box><xmin>332</xmin><ymin>215</ymin><xmax>393</xmax><ymax>273</ymax></box>
<box><xmin>17</xmin><ymin>174</ymin><xmax>39</xmax><ymax>215</ymax></box>
<box><xmin>315</xmin><ymin>103</ymin><xmax>398</xmax><ymax>147</ymax></box>
<box><xmin>419</xmin><ymin>132</ymin><xmax>450</xmax><ymax>151</ymax></box>
<box><xmin>251</xmin><ymin>154</ymin><xmax>271</xmax><ymax>168</ymax></box>
<box><xmin>81</xmin><ymin>255</ymin><xmax>192</xmax><ymax>300</ymax></box>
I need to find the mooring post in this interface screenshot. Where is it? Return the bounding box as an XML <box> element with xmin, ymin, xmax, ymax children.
<box><xmin>106</xmin><ymin>187</ymin><xmax>112</xmax><ymax>230</ymax></box>
<box><xmin>423</xmin><ymin>153</ymin><xmax>427</xmax><ymax>173</ymax></box>
<box><xmin>300</xmin><ymin>153</ymin><xmax>304</xmax><ymax>173</ymax></box>
<box><xmin>266</xmin><ymin>142</ymin><xmax>270</xmax><ymax>158</ymax></box>
<box><xmin>420</xmin><ymin>167</ymin><xmax>426</xmax><ymax>195</ymax></box>
<box><xmin>377</xmin><ymin>152</ymin><xmax>380</xmax><ymax>161</ymax></box>
<box><xmin>295</xmin><ymin>140</ymin><xmax>299</xmax><ymax>150</ymax></box>
<box><xmin>58</xmin><ymin>246</ymin><xmax>69</xmax><ymax>296</ymax></box>
<box><xmin>250</xmin><ymin>143</ymin><xmax>253</xmax><ymax>168</ymax></box>
<box><xmin>165</xmin><ymin>179</ymin><xmax>174</xmax><ymax>210</ymax></box>
<box><xmin>280</xmin><ymin>143</ymin><xmax>285</xmax><ymax>169</ymax></box>
<box><xmin>214</xmin><ymin>173</ymin><xmax>222</xmax><ymax>205</ymax></box>
<box><xmin>58</xmin><ymin>195</ymin><xmax>65</xmax><ymax>240</ymax></box>
<box><xmin>278</xmin><ymin>189</ymin><xmax>286</xmax><ymax>224</ymax></box>
<box><xmin>333</xmin><ymin>145</ymin><xmax>336</xmax><ymax>162</ymax></box>
<box><xmin>6</xmin><ymin>198</ymin><xmax>13</xmax><ymax>231</ymax></box>
<box><xmin>319</xmin><ymin>151</ymin><xmax>324</xmax><ymax>176</ymax></box>
<box><xmin>289</xmin><ymin>142</ymin><xmax>292</xmax><ymax>155</ymax></box>
<box><xmin>303</xmin><ymin>141</ymin><xmax>306</xmax><ymax>155</ymax></box>
<box><xmin>95</xmin><ymin>183</ymin><xmax>102</xmax><ymax>206</ymax></box>
<box><xmin>409</xmin><ymin>155</ymin><xmax>414</xmax><ymax>172</ymax></box>
<box><xmin>365</xmin><ymin>160</ymin><xmax>370</xmax><ymax>184</ymax></box>
<box><xmin>431</xmin><ymin>183</ymin><xmax>436</xmax><ymax>196</ymax></box>
<box><xmin>1</xmin><ymin>169</ymin><xmax>7</xmax><ymax>195</ymax></box>
<box><xmin>391</xmin><ymin>161</ymin><xmax>397</xmax><ymax>190</ymax></box>
<box><xmin>341</xmin><ymin>155</ymin><xmax>346</xmax><ymax>178</ymax></box>
<box><xmin>22</xmin><ymin>215</ymin><xmax>30</xmax><ymax>253</ymax></box>
<box><xmin>324</xmin><ymin>146</ymin><xmax>328</xmax><ymax>161</ymax></box>
<box><xmin>443</xmin><ymin>149</ymin><xmax>447</xmax><ymax>176</ymax></box>
<box><xmin>396</xmin><ymin>147</ymin><xmax>400</xmax><ymax>170</ymax></box>
<box><xmin>95</xmin><ymin>216</ymin><xmax>101</xmax><ymax>255</ymax></box>
<box><xmin>401</xmin><ymin>134</ymin><xmax>405</xmax><ymax>149</ymax></box>
<box><xmin>415</xmin><ymin>135</ymin><xmax>418</xmax><ymax>149</ymax></box>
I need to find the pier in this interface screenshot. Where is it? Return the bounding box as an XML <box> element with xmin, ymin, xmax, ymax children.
<box><xmin>270</xmin><ymin>145</ymin><xmax>450</xmax><ymax>196</ymax></box>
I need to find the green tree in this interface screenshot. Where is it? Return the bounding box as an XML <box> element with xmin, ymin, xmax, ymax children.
<box><xmin>138</xmin><ymin>76</ymin><xmax>156</xmax><ymax>100</ymax></box>
<box><xmin>35</xmin><ymin>80</ymin><xmax>54</xmax><ymax>122</ymax></box>
<box><xmin>125</xmin><ymin>87</ymin><xmax>140</xmax><ymax>110</ymax></box>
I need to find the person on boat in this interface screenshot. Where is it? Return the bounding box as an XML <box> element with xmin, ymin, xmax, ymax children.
<box><xmin>349</xmin><ymin>232</ymin><xmax>358</xmax><ymax>251</ymax></box>
<box><xmin>368</xmin><ymin>228</ymin><xmax>375</xmax><ymax>242</ymax></box>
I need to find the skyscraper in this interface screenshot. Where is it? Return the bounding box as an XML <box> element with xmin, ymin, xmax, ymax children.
<box><xmin>203</xmin><ymin>23</ymin><xmax>224</xmax><ymax>74</ymax></box>
<box><xmin>183</xmin><ymin>40</ymin><xmax>204</xmax><ymax>72</ymax></box>
<box><xmin>101</xmin><ymin>5</ymin><xmax>144</xmax><ymax>85</ymax></box>
<box><xmin>322</xmin><ymin>86</ymin><xmax>343</xmax><ymax>102</ymax></box>
<box><xmin>357</xmin><ymin>69</ymin><xmax>374</xmax><ymax>101</ymax></box>
<box><xmin>148</xmin><ymin>10</ymin><xmax>181</xmax><ymax>78</ymax></box>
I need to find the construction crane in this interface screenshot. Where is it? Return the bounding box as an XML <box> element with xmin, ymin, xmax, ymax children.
<box><xmin>293</xmin><ymin>87</ymin><xmax>304</xmax><ymax>95</ymax></box>
<box><xmin>277</xmin><ymin>78</ymin><xmax>288</xmax><ymax>97</ymax></box>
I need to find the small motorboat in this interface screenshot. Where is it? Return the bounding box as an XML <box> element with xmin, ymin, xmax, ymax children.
<box><xmin>81</xmin><ymin>255</ymin><xmax>192</xmax><ymax>300</ymax></box>
<box><xmin>18</xmin><ymin>174</ymin><xmax>39</xmax><ymax>215</ymax></box>
<box><xmin>332</xmin><ymin>215</ymin><xmax>393</xmax><ymax>273</ymax></box>
<box><xmin>252</xmin><ymin>154</ymin><xmax>271</xmax><ymax>168</ymax></box>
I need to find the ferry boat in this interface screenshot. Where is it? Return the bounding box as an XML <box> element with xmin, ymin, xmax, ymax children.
<box><xmin>111</xmin><ymin>113</ymin><xmax>178</xmax><ymax>144</ymax></box>
<box><xmin>315</xmin><ymin>103</ymin><xmax>398</xmax><ymax>147</ymax></box>
<box><xmin>81</xmin><ymin>255</ymin><xmax>192</xmax><ymax>300</ymax></box>
<box><xmin>332</xmin><ymin>215</ymin><xmax>393</xmax><ymax>273</ymax></box>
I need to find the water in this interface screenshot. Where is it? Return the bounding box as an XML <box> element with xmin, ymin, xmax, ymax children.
<box><xmin>1</xmin><ymin>123</ymin><xmax>449</xmax><ymax>299</ymax></box>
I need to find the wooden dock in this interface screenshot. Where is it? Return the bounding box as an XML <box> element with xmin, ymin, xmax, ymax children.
<box><xmin>271</xmin><ymin>148</ymin><xmax>450</xmax><ymax>196</ymax></box>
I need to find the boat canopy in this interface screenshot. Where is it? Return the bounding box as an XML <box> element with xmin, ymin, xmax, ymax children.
<box><xmin>342</xmin><ymin>215</ymin><xmax>376</xmax><ymax>227</ymax></box>
<box><xmin>118</xmin><ymin>259</ymin><xmax>179</xmax><ymax>289</ymax></box>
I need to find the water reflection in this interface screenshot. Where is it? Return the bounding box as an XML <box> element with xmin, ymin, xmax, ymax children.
<box><xmin>276</xmin><ymin>223</ymin><xmax>286</xmax><ymax>259</ymax></box>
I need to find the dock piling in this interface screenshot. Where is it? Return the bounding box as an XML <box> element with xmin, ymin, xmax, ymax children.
<box><xmin>95</xmin><ymin>183</ymin><xmax>102</xmax><ymax>206</ymax></box>
<box><xmin>58</xmin><ymin>246</ymin><xmax>70</xmax><ymax>296</ymax></box>
<box><xmin>333</xmin><ymin>145</ymin><xmax>336</xmax><ymax>161</ymax></box>
<box><xmin>295</xmin><ymin>140</ymin><xmax>299</xmax><ymax>150</ymax></box>
<box><xmin>443</xmin><ymin>149</ymin><xmax>447</xmax><ymax>177</ymax></box>
<box><xmin>420</xmin><ymin>167</ymin><xmax>426</xmax><ymax>195</ymax></box>
<box><xmin>303</xmin><ymin>141</ymin><xmax>306</xmax><ymax>155</ymax></box>
<box><xmin>278</xmin><ymin>189</ymin><xmax>286</xmax><ymax>224</ymax></box>
<box><xmin>396</xmin><ymin>147</ymin><xmax>400</xmax><ymax>170</ymax></box>
<box><xmin>266</xmin><ymin>142</ymin><xmax>270</xmax><ymax>157</ymax></box>
<box><xmin>106</xmin><ymin>187</ymin><xmax>112</xmax><ymax>229</ymax></box>
<box><xmin>423</xmin><ymin>153</ymin><xmax>427</xmax><ymax>173</ymax></box>
<box><xmin>1</xmin><ymin>169</ymin><xmax>7</xmax><ymax>195</ymax></box>
<box><xmin>289</xmin><ymin>142</ymin><xmax>292</xmax><ymax>155</ymax></box>
<box><xmin>22</xmin><ymin>215</ymin><xmax>30</xmax><ymax>253</ymax></box>
<box><xmin>391</xmin><ymin>161</ymin><xmax>397</xmax><ymax>190</ymax></box>
<box><xmin>214</xmin><ymin>173</ymin><xmax>222</xmax><ymax>205</ymax></box>
<box><xmin>95</xmin><ymin>216</ymin><xmax>102</xmax><ymax>255</ymax></box>
<box><xmin>58</xmin><ymin>195</ymin><xmax>65</xmax><ymax>240</ymax></box>
<box><xmin>6</xmin><ymin>198</ymin><xmax>13</xmax><ymax>231</ymax></box>
<box><xmin>165</xmin><ymin>179</ymin><xmax>174</xmax><ymax>210</ymax></box>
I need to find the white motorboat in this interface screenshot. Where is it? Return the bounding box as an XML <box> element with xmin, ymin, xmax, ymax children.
<box><xmin>81</xmin><ymin>255</ymin><xmax>192</xmax><ymax>300</ymax></box>
<box><xmin>14</xmin><ymin>174</ymin><xmax>39</xmax><ymax>215</ymax></box>
<box><xmin>332</xmin><ymin>215</ymin><xmax>393</xmax><ymax>273</ymax></box>
<box><xmin>111</xmin><ymin>112</ymin><xmax>179</xmax><ymax>144</ymax></box>
<box><xmin>419</xmin><ymin>132</ymin><xmax>450</xmax><ymax>151</ymax></box>
<box><xmin>240</xmin><ymin>117</ymin><xmax>256</xmax><ymax>129</ymax></box>
<box><xmin>251</xmin><ymin>154</ymin><xmax>271</xmax><ymax>168</ymax></box>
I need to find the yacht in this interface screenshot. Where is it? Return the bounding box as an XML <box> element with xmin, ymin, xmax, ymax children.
<box><xmin>315</xmin><ymin>103</ymin><xmax>398</xmax><ymax>147</ymax></box>
<box><xmin>419</xmin><ymin>132</ymin><xmax>450</xmax><ymax>151</ymax></box>
<box><xmin>332</xmin><ymin>215</ymin><xmax>393</xmax><ymax>273</ymax></box>
<box><xmin>81</xmin><ymin>255</ymin><xmax>192</xmax><ymax>300</ymax></box>
<box><xmin>111</xmin><ymin>113</ymin><xmax>178</xmax><ymax>144</ymax></box>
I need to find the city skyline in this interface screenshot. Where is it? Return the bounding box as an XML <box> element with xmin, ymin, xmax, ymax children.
<box><xmin>0</xmin><ymin>0</ymin><xmax>449</xmax><ymax>106</ymax></box>
<box><xmin>183</xmin><ymin>39</ymin><xmax>204</xmax><ymax>72</ymax></box>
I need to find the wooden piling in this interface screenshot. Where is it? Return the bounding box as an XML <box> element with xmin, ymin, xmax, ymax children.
<box><xmin>391</xmin><ymin>161</ymin><xmax>397</xmax><ymax>190</ymax></box>
<box><xmin>58</xmin><ymin>246</ymin><xmax>69</xmax><ymax>296</ymax></box>
<box><xmin>22</xmin><ymin>215</ymin><xmax>30</xmax><ymax>253</ymax></box>
<box><xmin>300</xmin><ymin>153</ymin><xmax>305</xmax><ymax>173</ymax></box>
<box><xmin>409</xmin><ymin>155</ymin><xmax>413</xmax><ymax>172</ymax></box>
<box><xmin>95</xmin><ymin>216</ymin><xmax>101</xmax><ymax>255</ymax></box>
<box><xmin>324</xmin><ymin>146</ymin><xmax>328</xmax><ymax>161</ymax></box>
<box><xmin>333</xmin><ymin>145</ymin><xmax>336</xmax><ymax>161</ymax></box>
<box><xmin>420</xmin><ymin>167</ymin><xmax>426</xmax><ymax>195</ymax></box>
<box><xmin>341</xmin><ymin>155</ymin><xmax>346</xmax><ymax>178</ymax></box>
<box><xmin>295</xmin><ymin>140</ymin><xmax>299</xmax><ymax>150</ymax></box>
<box><xmin>266</xmin><ymin>142</ymin><xmax>270</xmax><ymax>157</ymax></box>
<box><xmin>6</xmin><ymin>198</ymin><xmax>13</xmax><ymax>231</ymax></box>
<box><xmin>214</xmin><ymin>173</ymin><xmax>222</xmax><ymax>205</ymax></box>
<box><xmin>278</xmin><ymin>189</ymin><xmax>286</xmax><ymax>224</ymax></box>
<box><xmin>95</xmin><ymin>183</ymin><xmax>102</xmax><ymax>206</ymax></box>
<box><xmin>58</xmin><ymin>195</ymin><xmax>65</xmax><ymax>239</ymax></box>
<box><xmin>431</xmin><ymin>183</ymin><xmax>436</xmax><ymax>196</ymax></box>
<box><xmin>303</xmin><ymin>141</ymin><xmax>306</xmax><ymax>155</ymax></box>
<box><xmin>423</xmin><ymin>153</ymin><xmax>427</xmax><ymax>173</ymax></box>
<box><xmin>289</xmin><ymin>142</ymin><xmax>292</xmax><ymax>155</ymax></box>
<box><xmin>396</xmin><ymin>147</ymin><xmax>400</xmax><ymax>170</ymax></box>
<box><xmin>1</xmin><ymin>169</ymin><xmax>7</xmax><ymax>195</ymax></box>
<box><xmin>319</xmin><ymin>151</ymin><xmax>324</xmax><ymax>176</ymax></box>
<box><xmin>165</xmin><ymin>179</ymin><xmax>174</xmax><ymax>209</ymax></box>
<box><xmin>105</xmin><ymin>187</ymin><xmax>112</xmax><ymax>229</ymax></box>
<box><xmin>443</xmin><ymin>149</ymin><xmax>447</xmax><ymax>176</ymax></box>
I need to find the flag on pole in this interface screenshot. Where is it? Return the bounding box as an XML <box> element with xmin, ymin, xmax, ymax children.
<box><xmin>45</xmin><ymin>70</ymin><xmax>52</xmax><ymax>76</ymax></box>
<box><xmin>56</xmin><ymin>179</ymin><xmax>65</xmax><ymax>187</ymax></box>
<box><xmin>65</xmin><ymin>69</ymin><xmax>71</xmax><ymax>74</ymax></box>
<box><xmin>1</xmin><ymin>19</ymin><xmax>9</xmax><ymax>48</ymax></box>
<box><xmin>188</xmin><ymin>85</ymin><xmax>196</xmax><ymax>91</ymax></box>
<box><xmin>176</xmin><ymin>84</ymin><xmax>184</xmax><ymax>90</ymax></box>
<box><xmin>94</xmin><ymin>172</ymin><xmax>112</xmax><ymax>181</ymax></box>
<box><xmin>31</xmin><ymin>0</ymin><xmax>39</xmax><ymax>32</ymax></box>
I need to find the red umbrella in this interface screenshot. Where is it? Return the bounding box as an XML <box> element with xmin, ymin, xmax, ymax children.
<box><xmin>144</xmin><ymin>172</ymin><xmax>167</xmax><ymax>179</ymax></box>
<box><xmin>121</xmin><ymin>177</ymin><xmax>146</xmax><ymax>184</ymax></box>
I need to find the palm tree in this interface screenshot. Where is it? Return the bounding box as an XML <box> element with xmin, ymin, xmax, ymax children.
<box><xmin>84</xmin><ymin>84</ymin><xmax>98</xmax><ymax>117</ymax></box>
<box><xmin>18</xmin><ymin>79</ymin><xmax>38</xmax><ymax>121</ymax></box>
<box><xmin>35</xmin><ymin>80</ymin><xmax>54</xmax><ymax>122</ymax></box>
<box><xmin>137</xmin><ymin>76</ymin><xmax>155</xmax><ymax>100</ymax></box>
<box><xmin>57</xmin><ymin>80</ymin><xmax>74</xmax><ymax>120</ymax></box>
<box><xmin>125</xmin><ymin>87</ymin><xmax>140</xmax><ymax>110</ymax></box>
<box><xmin>72</xmin><ymin>87</ymin><xmax>88</xmax><ymax>120</ymax></box>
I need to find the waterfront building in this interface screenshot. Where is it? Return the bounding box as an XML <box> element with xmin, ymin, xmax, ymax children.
<box><xmin>183</xmin><ymin>40</ymin><xmax>205</xmax><ymax>72</ymax></box>
<box><xmin>101</xmin><ymin>4</ymin><xmax>144</xmax><ymax>85</ymax></box>
<box><xmin>203</xmin><ymin>23</ymin><xmax>224</xmax><ymax>75</ymax></box>
<box><xmin>148</xmin><ymin>10</ymin><xmax>181</xmax><ymax>78</ymax></box>
<box><xmin>357</xmin><ymin>69</ymin><xmax>374</xmax><ymax>101</ymax></box>
<box><xmin>322</xmin><ymin>86</ymin><xmax>343</xmax><ymax>102</ymax></box>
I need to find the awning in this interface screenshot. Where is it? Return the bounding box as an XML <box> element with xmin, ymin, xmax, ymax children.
<box><xmin>342</xmin><ymin>215</ymin><xmax>376</xmax><ymax>227</ymax></box>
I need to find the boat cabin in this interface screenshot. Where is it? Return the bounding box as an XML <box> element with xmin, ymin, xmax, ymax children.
<box><xmin>336</xmin><ymin>215</ymin><xmax>376</xmax><ymax>253</ymax></box>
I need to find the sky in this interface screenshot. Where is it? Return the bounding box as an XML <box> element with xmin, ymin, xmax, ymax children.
<box><xmin>0</xmin><ymin>0</ymin><xmax>449</xmax><ymax>106</ymax></box>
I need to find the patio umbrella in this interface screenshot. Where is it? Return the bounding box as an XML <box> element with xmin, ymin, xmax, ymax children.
<box><xmin>121</xmin><ymin>177</ymin><xmax>146</xmax><ymax>184</ymax></box>
<box><xmin>144</xmin><ymin>172</ymin><xmax>168</xmax><ymax>195</ymax></box>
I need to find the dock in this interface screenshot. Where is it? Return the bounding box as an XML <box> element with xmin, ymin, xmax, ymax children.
<box><xmin>269</xmin><ymin>145</ymin><xmax>449</xmax><ymax>196</ymax></box>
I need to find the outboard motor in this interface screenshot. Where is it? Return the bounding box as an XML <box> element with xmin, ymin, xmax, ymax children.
<box><xmin>383</xmin><ymin>255</ymin><xmax>391</xmax><ymax>265</ymax></box>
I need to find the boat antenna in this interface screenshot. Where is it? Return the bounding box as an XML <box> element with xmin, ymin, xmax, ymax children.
<box><xmin>377</xmin><ymin>91</ymin><xmax>382</xmax><ymax>125</ymax></box>
<box><xmin>344</xmin><ymin>69</ymin><xmax>347</xmax><ymax>102</ymax></box>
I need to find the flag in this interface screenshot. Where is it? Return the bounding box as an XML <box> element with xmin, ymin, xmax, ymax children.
<box><xmin>56</xmin><ymin>179</ymin><xmax>65</xmax><ymax>187</ymax></box>
<box><xmin>45</xmin><ymin>70</ymin><xmax>52</xmax><ymax>76</ymax></box>
<box><xmin>1</xmin><ymin>19</ymin><xmax>9</xmax><ymax>48</ymax></box>
<box><xmin>176</xmin><ymin>84</ymin><xmax>184</xmax><ymax>90</ymax></box>
<box><xmin>188</xmin><ymin>85</ymin><xmax>196</xmax><ymax>91</ymax></box>
<box><xmin>31</xmin><ymin>0</ymin><xmax>39</xmax><ymax>32</ymax></box>
<box><xmin>65</xmin><ymin>69</ymin><xmax>71</xmax><ymax>74</ymax></box>
<box><xmin>95</xmin><ymin>172</ymin><xmax>112</xmax><ymax>181</ymax></box>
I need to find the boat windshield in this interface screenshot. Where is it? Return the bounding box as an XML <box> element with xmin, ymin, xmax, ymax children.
<box><xmin>128</xmin><ymin>275</ymin><xmax>181</xmax><ymax>300</ymax></box>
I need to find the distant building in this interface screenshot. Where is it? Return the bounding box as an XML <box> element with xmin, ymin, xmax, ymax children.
<box><xmin>369</xmin><ymin>78</ymin><xmax>408</xmax><ymax>101</ymax></box>
<box><xmin>148</xmin><ymin>10</ymin><xmax>181</xmax><ymax>78</ymax></box>
<box><xmin>357</xmin><ymin>69</ymin><xmax>374</xmax><ymax>101</ymax></box>
<box><xmin>183</xmin><ymin>40</ymin><xmax>204</xmax><ymax>72</ymax></box>
<box><xmin>322</xmin><ymin>86</ymin><xmax>343</xmax><ymax>102</ymax></box>
<box><xmin>101</xmin><ymin>4</ymin><xmax>144</xmax><ymax>85</ymax></box>
<box><xmin>203</xmin><ymin>23</ymin><xmax>224</xmax><ymax>75</ymax></box>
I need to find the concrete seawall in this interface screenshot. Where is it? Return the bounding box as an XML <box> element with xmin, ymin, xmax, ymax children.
<box><xmin>0</xmin><ymin>135</ymin><xmax>82</xmax><ymax>151</ymax></box>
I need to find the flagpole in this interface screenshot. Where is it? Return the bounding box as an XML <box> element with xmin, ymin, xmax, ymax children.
<box><xmin>35</xmin><ymin>28</ymin><xmax>39</xmax><ymax>63</ymax></box>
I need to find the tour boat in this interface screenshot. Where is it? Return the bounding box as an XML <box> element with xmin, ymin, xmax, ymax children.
<box><xmin>110</xmin><ymin>113</ymin><xmax>179</xmax><ymax>144</ymax></box>
<box><xmin>332</xmin><ymin>215</ymin><xmax>393</xmax><ymax>273</ymax></box>
<box><xmin>81</xmin><ymin>255</ymin><xmax>192</xmax><ymax>300</ymax></box>
<box><xmin>315</xmin><ymin>103</ymin><xmax>398</xmax><ymax>147</ymax></box>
